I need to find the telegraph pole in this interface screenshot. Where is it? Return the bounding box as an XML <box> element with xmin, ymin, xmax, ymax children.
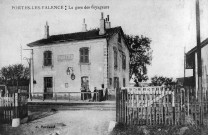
<box><xmin>184</xmin><ymin>47</ymin><xmax>186</xmax><ymax>86</ymax></box>
<box><xmin>196</xmin><ymin>0</ymin><xmax>203</xmax><ymax>124</ymax></box>
<box><xmin>20</xmin><ymin>44</ymin><xmax>22</xmax><ymax>64</ymax></box>
<box><xmin>23</xmin><ymin>49</ymin><xmax>34</xmax><ymax>99</ymax></box>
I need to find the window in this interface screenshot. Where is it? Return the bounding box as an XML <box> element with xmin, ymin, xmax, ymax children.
<box><xmin>123</xmin><ymin>78</ymin><xmax>126</xmax><ymax>87</ymax></box>
<box><xmin>114</xmin><ymin>48</ymin><xmax>118</xmax><ymax>69</ymax></box>
<box><xmin>118</xmin><ymin>33</ymin><xmax>121</xmax><ymax>43</ymax></box>
<box><xmin>114</xmin><ymin>77</ymin><xmax>119</xmax><ymax>89</ymax></box>
<box><xmin>65</xmin><ymin>83</ymin><xmax>68</xmax><ymax>88</ymax></box>
<box><xmin>80</xmin><ymin>47</ymin><xmax>89</xmax><ymax>63</ymax></box>
<box><xmin>122</xmin><ymin>54</ymin><xmax>126</xmax><ymax>70</ymax></box>
<box><xmin>44</xmin><ymin>51</ymin><xmax>52</xmax><ymax>66</ymax></box>
<box><xmin>44</xmin><ymin>77</ymin><xmax>53</xmax><ymax>88</ymax></box>
<box><xmin>109</xmin><ymin>78</ymin><xmax>112</xmax><ymax>86</ymax></box>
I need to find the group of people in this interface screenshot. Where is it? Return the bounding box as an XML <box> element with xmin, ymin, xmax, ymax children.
<box><xmin>80</xmin><ymin>86</ymin><xmax>108</xmax><ymax>102</ymax></box>
<box><xmin>80</xmin><ymin>87</ymin><xmax>91</xmax><ymax>100</ymax></box>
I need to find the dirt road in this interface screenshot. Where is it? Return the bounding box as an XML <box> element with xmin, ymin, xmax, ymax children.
<box><xmin>0</xmin><ymin>110</ymin><xmax>116</xmax><ymax>135</ymax></box>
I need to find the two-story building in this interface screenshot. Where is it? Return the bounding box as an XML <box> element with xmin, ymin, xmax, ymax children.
<box><xmin>27</xmin><ymin>13</ymin><xmax>129</xmax><ymax>99</ymax></box>
<box><xmin>186</xmin><ymin>38</ymin><xmax>208</xmax><ymax>100</ymax></box>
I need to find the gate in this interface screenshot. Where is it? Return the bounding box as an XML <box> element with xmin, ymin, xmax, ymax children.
<box><xmin>116</xmin><ymin>86</ymin><xmax>207</xmax><ymax>126</ymax></box>
<box><xmin>0</xmin><ymin>92</ymin><xmax>28</xmax><ymax>124</ymax></box>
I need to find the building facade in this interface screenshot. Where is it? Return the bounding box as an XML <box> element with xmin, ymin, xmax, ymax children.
<box><xmin>186</xmin><ymin>38</ymin><xmax>208</xmax><ymax>99</ymax></box>
<box><xmin>27</xmin><ymin>13</ymin><xmax>129</xmax><ymax>98</ymax></box>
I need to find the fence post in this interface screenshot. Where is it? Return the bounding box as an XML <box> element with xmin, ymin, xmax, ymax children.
<box><xmin>14</xmin><ymin>93</ymin><xmax>19</xmax><ymax>118</ymax></box>
<box><xmin>54</xmin><ymin>93</ymin><xmax>57</xmax><ymax>101</ymax></box>
<box><xmin>116</xmin><ymin>88</ymin><xmax>119</xmax><ymax>122</ymax></box>
<box><xmin>172</xmin><ymin>90</ymin><xmax>175</xmax><ymax>125</ymax></box>
<box><xmin>187</xmin><ymin>87</ymin><xmax>190</xmax><ymax>116</ymax></box>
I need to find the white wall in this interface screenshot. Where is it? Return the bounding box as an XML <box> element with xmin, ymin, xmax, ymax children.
<box><xmin>108</xmin><ymin>33</ymin><xmax>130</xmax><ymax>89</ymax></box>
<box><xmin>32</xmin><ymin>38</ymin><xmax>107</xmax><ymax>93</ymax></box>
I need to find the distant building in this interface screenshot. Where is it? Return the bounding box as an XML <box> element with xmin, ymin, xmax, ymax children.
<box><xmin>186</xmin><ymin>38</ymin><xmax>208</xmax><ymax>98</ymax></box>
<box><xmin>27</xmin><ymin>13</ymin><xmax>129</xmax><ymax>99</ymax></box>
<box><xmin>176</xmin><ymin>76</ymin><xmax>195</xmax><ymax>87</ymax></box>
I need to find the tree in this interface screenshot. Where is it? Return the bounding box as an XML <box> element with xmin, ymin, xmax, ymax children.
<box><xmin>0</xmin><ymin>66</ymin><xmax>10</xmax><ymax>85</ymax></box>
<box><xmin>0</xmin><ymin>64</ymin><xmax>29</xmax><ymax>86</ymax></box>
<box><xmin>151</xmin><ymin>76</ymin><xmax>175</xmax><ymax>86</ymax></box>
<box><xmin>125</xmin><ymin>35</ymin><xmax>152</xmax><ymax>86</ymax></box>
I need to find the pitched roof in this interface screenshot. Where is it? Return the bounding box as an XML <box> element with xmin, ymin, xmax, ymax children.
<box><xmin>186</xmin><ymin>37</ymin><xmax>208</xmax><ymax>56</ymax></box>
<box><xmin>27</xmin><ymin>26</ymin><xmax>123</xmax><ymax>47</ymax></box>
<box><xmin>185</xmin><ymin>38</ymin><xmax>208</xmax><ymax>68</ymax></box>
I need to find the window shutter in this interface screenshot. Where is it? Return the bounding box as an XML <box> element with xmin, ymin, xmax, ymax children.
<box><xmin>80</xmin><ymin>48</ymin><xmax>83</xmax><ymax>63</ymax></box>
<box><xmin>43</xmin><ymin>51</ymin><xmax>52</xmax><ymax>66</ymax></box>
<box><xmin>85</xmin><ymin>48</ymin><xmax>89</xmax><ymax>63</ymax></box>
<box><xmin>44</xmin><ymin>51</ymin><xmax>47</xmax><ymax>66</ymax></box>
<box><xmin>51</xmin><ymin>51</ymin><xmax>53</xmax><ymax>67</ymax></box>
<box><xmin>80</xmin><ymin>47</ymin><xmax>89</xmax><ymax>63</ymax></box>
<box><xmin>114</xmin><ymin>48</ymin><xmax>118</xmax><ymax>69</ymax></box>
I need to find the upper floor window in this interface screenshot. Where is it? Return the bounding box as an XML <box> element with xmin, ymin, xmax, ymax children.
<box><xmin>123</xmin><ymin>78</ymin><xmax>126</xmax><ymax>87</ymax></box>
<box><xmin>109</xmin><ymin>78</ymin><xmax>112</xmax><ymax>86</ymax></box>
<box><xmin>113</xmin><ymin>47</ymin><xmax>118</xmax><ymax>69</ymax></box>
<box><xmin>118</xmin><ymin>33</ymin><xmax>121</xmax><ymax>43</ymax></box>
<box><xmin>80</xmin><ymin>47</ymin><xmax>89</xmax><ymax>63</ymax></box>
<box><xmin>122</xmin><ymin>54</ymin><xmax>126</xmax><ymax>70</ymax></box>
<box><xmin>44</xmin><ymin>51</ymin><xmax>52</xmax><ymax>66</ymax></box>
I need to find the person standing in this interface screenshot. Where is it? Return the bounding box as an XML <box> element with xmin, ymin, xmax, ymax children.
<box><xmin>93</xmin><ymin>87</ymin><xmax>97</xmax><ymax>102</ymax></box>
<box><xmin>80</xmin><ymin>87</ymin><xmax>85</xmax><ymax>100</ymax></box>
<box><xmin>87</xmin><ymin>87</ymin><xmax>91</xmax><ymax>100</ymax></box>
<box><xmin>104</xmin><ymin>88</ymin><xmax>108</xmax><ymax>100</ymax></box>
<box><xmin>0</xmin><ymin>89</ymin><xmax>3</xmax><ymax>97</ymax></box>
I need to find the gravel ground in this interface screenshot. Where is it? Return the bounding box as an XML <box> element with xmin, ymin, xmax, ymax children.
<box><xmin>0</xmin><ymin>110</ymin><xmax>116</xmax><ymax>135</ymax></box>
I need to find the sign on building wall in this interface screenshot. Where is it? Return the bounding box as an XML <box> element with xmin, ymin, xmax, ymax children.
<box><xmin>57</xmin><ymin>54</ymin><xmax>74</xmax><ymax>62</ymax></box>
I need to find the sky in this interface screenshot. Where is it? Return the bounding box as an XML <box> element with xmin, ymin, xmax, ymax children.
<box><xmin>0</xmin><ymin>0</ymin><xmax>208</xmax><ymax>79</ymax></box>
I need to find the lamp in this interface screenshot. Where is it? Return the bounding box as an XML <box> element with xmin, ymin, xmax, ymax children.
<box><xmin>66</xmin><ymin>67</ymin><xmax>75</xmax><ymax>80</ymax></box>
<box><xmin>71</xmin><ymin>73</ymin><xmax>75</xmax><ymax>80</ymax></box>
<box><xmin>66</xmin><ymin>67</ymin><xmax>71</xmax><ymax>75</ymax></box>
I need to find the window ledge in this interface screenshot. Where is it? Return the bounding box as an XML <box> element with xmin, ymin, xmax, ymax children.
<box><xmin>42</xmin><ymin>65</ymin><xmax>54</xmax><ymax>69</ymax></box>
<box><xmin>79</xmin><ymin>62</ymin><xmax>91</xmax><ymax>65</ymax></box>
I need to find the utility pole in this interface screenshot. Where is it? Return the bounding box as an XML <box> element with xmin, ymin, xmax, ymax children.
<box><xmin>20</xmin><ymin>44</ymin><xmax>22</xmax><ymax>64</ymax></box>
<box><xmin>23</xmin><ymin>49</ymin><xmax>34</xmax><ymax>99</ymax></box>
<box><xmin>196</xmin><ymin>0</ymin><xmax>203</xmax><ymax>124</ymax></box>
<box><xmin>184</xmin><ymin>47</ymin><xmax>186</xmax><ymax>87</ymax></box>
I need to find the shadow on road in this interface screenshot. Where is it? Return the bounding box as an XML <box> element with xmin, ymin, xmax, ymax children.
<box><xmin>28</xmin><ymin>109</ymin><xmax>57</xmax><ymax>123</ymax></box>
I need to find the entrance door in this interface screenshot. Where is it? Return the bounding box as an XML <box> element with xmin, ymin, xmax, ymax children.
<box><xmin>44</xmin><ymin>77</ymin><xmax>53</xmax><ymax>99</ymax></box>
<box><xmin>81</xmin><ymin>76</ymin><xmax>89</xmax><ymax>89</ymax></box>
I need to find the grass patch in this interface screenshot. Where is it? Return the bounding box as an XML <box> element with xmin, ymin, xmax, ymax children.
<box><xmin>111</xmin><ymin>123</ymin><xmax>206</xmax><ymax>135</ymax></box>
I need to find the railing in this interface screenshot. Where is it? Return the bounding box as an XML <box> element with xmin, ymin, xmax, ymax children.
<box><xmin>29</xmin><ymin>91</ymin><xmax>104</xmax><ymax>102</ymax></box>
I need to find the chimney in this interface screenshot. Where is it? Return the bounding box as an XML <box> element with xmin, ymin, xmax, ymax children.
<box><xmin>44</xmin><ymin>21</ymin><xmax>49</xmax><ymax>39</ymax></box>
<box><xmin>99</xmin><ymin>12</ymin><xmax>105</xmax><ymax>35</ymax></box>
<box><xmin>105</xmin><ymin>15</ymin><xmax>111</xmax><ymax>29</ymax></box>
<box><xmin>82</xmin><ymin>18</ymin><xmax>87</xmax><ymax>32</ymax></box>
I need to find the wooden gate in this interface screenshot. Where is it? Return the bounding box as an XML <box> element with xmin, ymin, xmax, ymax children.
<box><xmin>116</xmin><ymin>86</ymin><xmax>207</xmax><ymax>126</ymax></box>
<box><xmin>0</xmin><ymin>93</ymin><xmax>28</xmax><ymax>124</ymax></box>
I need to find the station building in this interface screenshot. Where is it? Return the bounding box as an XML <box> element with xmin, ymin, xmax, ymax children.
<box><xmin>27</xmin><ymin>13</ymin><xmax>130</xmax><ymax>99</ymax></box>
